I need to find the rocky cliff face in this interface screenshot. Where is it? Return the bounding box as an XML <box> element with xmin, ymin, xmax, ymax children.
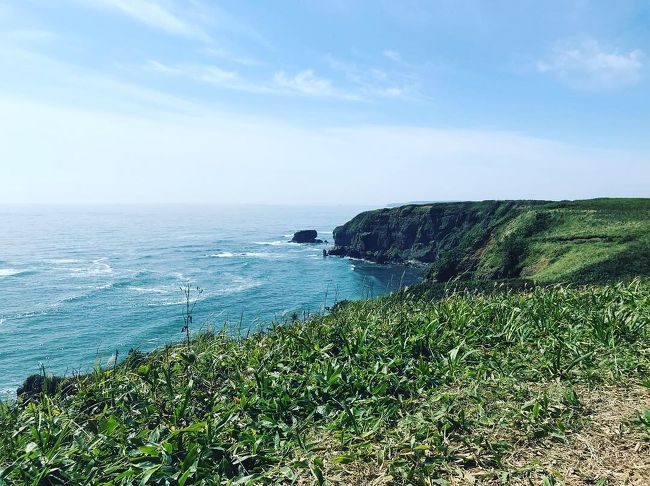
<box><xmin>328</xmin><ymin>201</ymin><xmax>535</xmax><ymax>264</ymax></box>
<box><xmin>327</xmin><ymin>199</ymin><xmax>650</xmax><ymax>283</ymax></box>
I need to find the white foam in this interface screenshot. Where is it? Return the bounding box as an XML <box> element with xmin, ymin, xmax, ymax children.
<box><xmin>216</xmin><ymin>276</ymin><xmax>262</xmax><ymax>294</ymax></box>
<box><xmin>129</xmin><ymin>286</ymin><xmax>170</xmax><ymax>294</ymax></box>
<box><xmin>155</xmin><ymin>298</ymin><xmax>188</xmax><ymax>307</ymax></box>
<box><xmin>242</xmin><ymin>252</ymin><xmax>282</xmax><ymax>258</ymax></box>
<box><xmin>0</xmin><ymin>268</ymin><xmax>24</xmax><ymax>277</ymax></box>
<box><xmin>70</xmin><ymin>259</ymin><xmax>113</xmax><ymax>276</ymax></box>
<box><xmin>253</xmin><ymin>240</ymin><xmax>290</xmax><ymax>246</ymax></box>
<box><xmin>156</xmin><ymin>292</ymin><xmax>210</xmax><ymax>306</ymax></box>
<box><xmin>44</xmin><ymin>258</ymin><xmax>80</xmax><ymax>264</ymax></box>
<box><xmin>155</xmin><ymin>276</ymin><xmax>262</xmax><ymax>305</ymax></box>
<box><xmin>11</xmin><ymin>311</ymin><xmax>38</xmax><ymax>319</ymax></box>
<box><xmin>210</xmin><ymin>251</ymin><xmax>284</xmax><ymax>259</ymax></box>
<box><xmin>92</xmin><ymin>258</ymin><xmax>113</xmax><ymax>273</ymax></box>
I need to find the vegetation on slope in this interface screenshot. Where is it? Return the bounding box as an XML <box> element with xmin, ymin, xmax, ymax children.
<box><xmin>328</xmin><ymin>198</ymin><xmax>650</xmax><ymax>285</ymax></box>
<box><xmin>2</xmin><ymin>280</ymin><xmax>650</xmax><ymax>484</ymax></box>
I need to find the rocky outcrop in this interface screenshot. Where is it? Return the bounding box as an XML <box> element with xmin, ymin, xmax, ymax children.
<box><xmin>290</xmin><ymin>230</ymin><xmax>323</xmax><ymax>244</ymax></box>
<box><xmin>328</xmin><ymin>201</ymin><xmax>531</xmax><ymax>262</ymax></box>
<box><xmin>327</xmin><ymin>198</ymin><xmax>650</xmax><ymax>284</ymax></box>
<box><xmin>327</xmin><ymin>200</ymin><xmax>557</xmax><ymax>281</ymax></box>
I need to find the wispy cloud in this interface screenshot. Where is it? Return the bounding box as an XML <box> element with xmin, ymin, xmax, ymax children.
<box><xmin>383</xmin><ymin>49</ymin><xmax>401</xmax><ymax>62</ymax></box>
<box><xmin>273</xmin><ymin>70</ymin><xmax>346</xmax><ymax>98</ymax></box>
<box><xmin>144</xmin><ymin>60</ymin><xmax>364</xmax><ymax>100</ymax></box>
<box><xmin>76</xmin><ymin>0</ymin><xmax>211</xmax><ymax>42</ymax></box>
<box><xmin>326</xmin><ymin>55</ymin><xmax>421</xmax><ymax>100</ymax></box>
<box><xmin>538</xmin><ymin>39</ymin><xmax>644</xmax><ymax>91</ymax></box>
<box><xmin>143</xmin><ymin>60</ymin><xmax>272</xmax><ymax>94</ymax></box>
<box><xmin>203</xmin><ymin>47</ymin><xmax>262</xmax><ymax>67</ymax></box>
<box><xmin>193</xmin><ymin>3</ymin><xmax>271</xmax><ymax>50</ymax></box>
<box><xmin>0</xmin><ymin>43</ymin><xmax>200</xmax><ymax>116</ymax></box>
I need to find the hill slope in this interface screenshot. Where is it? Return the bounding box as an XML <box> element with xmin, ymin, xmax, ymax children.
<box><xmin>1</xmin><ymin>281</ymin><xmax>649</xmax><ymax>484</ymax></box>
<box><xmin>327</xmin><ymin>198</ymin><xmax>650</xmax><ymax>284</ymax></box>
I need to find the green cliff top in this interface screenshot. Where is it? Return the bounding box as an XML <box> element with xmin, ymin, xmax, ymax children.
<box><xmin>331</xmin><ymin>198</ymin><xmax>650</xmax><ymax>284</ymax></box>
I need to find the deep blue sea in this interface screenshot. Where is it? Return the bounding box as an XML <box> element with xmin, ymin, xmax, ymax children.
<box><xmin>0</xmin><ymin>205</ymin><xmax>422</xmax><ymax>397</ymax></box>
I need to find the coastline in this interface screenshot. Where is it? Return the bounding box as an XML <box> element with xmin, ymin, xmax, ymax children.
<box><xmin>0</xmin><ymin>205</ymin><xmax>410</xmax><ymax>397</ymax></box>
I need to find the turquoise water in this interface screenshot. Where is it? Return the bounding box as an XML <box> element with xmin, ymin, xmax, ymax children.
<box><xmin>0</xmin><ymin>205</ymin><xmax>422</xmax><ymax>396</ymax></box>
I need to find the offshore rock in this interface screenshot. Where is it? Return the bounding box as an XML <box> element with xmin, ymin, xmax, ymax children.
<box><xmin>290</xmin><ymin>230</ymin><xmax>323</xmax><ymax>244</ymax></box>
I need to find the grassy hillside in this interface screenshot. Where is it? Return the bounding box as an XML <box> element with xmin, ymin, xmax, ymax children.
<box><xmin>328</xmin><ymin>198</ymin><xmax>650</xmax><ymax>285</ymax></box>
<box><xmin>470</xmin><ymin>198</ymin><xmax>650</xmax><ymax>283</ymax></box>
<box><xmin>2</xmin><ymin>280</ymin><xmax>650</xmax><ymax>484</ymax></box>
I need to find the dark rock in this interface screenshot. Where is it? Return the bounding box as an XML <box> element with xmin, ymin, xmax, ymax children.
<box><xmin>17</xmin><ymin>373</ymin><xmax>64</xmax><ymax>401</ymax></box>
<box><xmin>290</xmin><ymin>230</ymin><xmax>323</xmax><ymax>244</ymax></box>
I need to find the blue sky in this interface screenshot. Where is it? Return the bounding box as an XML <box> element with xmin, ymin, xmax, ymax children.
<box><xmin>1</xmin><ymin>0</ymin><xmax>649</xmax><ymax>204</ymax></box>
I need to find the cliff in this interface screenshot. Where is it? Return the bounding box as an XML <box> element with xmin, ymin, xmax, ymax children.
<box><xmin>329</xmin><ymin>198</ymin><xmax>650</xmax><ymax>283</ymax></box>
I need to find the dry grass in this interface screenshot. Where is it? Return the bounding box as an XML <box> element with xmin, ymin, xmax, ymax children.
<box><xmin>502</xmin><ymin>383</ymin><xmax>650</xmax><ymax>485</ymax></box>
<box><xmin>293</xmin><ymin>384</ymin><xmax>650</xmax><ymax>485</ymax></box>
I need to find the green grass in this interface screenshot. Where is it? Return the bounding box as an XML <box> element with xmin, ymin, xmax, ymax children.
<box><xmin>431</xmin><ymin>198</ymin><xmax>650</xmax><ymax>284</ymax></box>
<box><xmin>2</xmin><ymin>279</ymin><xmax>650</xmax><ymax>484</ymax></box>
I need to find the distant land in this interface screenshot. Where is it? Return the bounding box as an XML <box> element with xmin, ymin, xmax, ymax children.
<box><xmin>385</xmin><ymin>200</ymin><xmax>445</xmax><ymax>207</ymax></box>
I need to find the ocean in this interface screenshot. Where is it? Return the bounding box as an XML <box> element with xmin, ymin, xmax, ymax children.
<box><xmin>0</xmin><ymin>205</ymin><xmax>422</xmax><ymax>397</ymax></box>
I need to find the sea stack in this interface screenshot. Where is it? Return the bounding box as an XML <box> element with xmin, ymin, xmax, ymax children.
<box><xmin>290</xmin><ymin>230</ymin><xmax>323</xmax><ymax>243</ymax></box>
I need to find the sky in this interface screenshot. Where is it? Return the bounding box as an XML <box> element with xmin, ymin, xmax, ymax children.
<box><xmin>1</xmin><ymin>0</ymin><xmax>649</xmax><ymax>205</ymax></box>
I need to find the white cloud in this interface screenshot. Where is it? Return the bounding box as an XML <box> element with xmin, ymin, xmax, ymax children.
<box><xmin>383</xmin><ymin>49</ymin><xmax>401</xmax><ymax>62</ymax></box>
<box><xmin>144</xmin><ymin>60</ymin><xmax>362</xmax><ymax>100</ymax></box>
<box><xmin>0</xmin><ymin>44</ymin><xmax>197</xmax><ymax>116</ymax></box>
<box><xmin>273</xmin><ymin>70</ymin><xmax>341</xmax><ymax>98</ymax></box>
<box><xmin>74</xmin><ymin>0</ymin><xmax>272</xmax><ymax>48</ymax></box>
<box><xmin>144</xmin><ymin>60</ymin><xmax>251</xmax><ymax>90</ymax></box>
<box><xmin>77</xmin><ymin>0</ymin><xmax>211</xmax><ymax>42</ymax></box>
<box><xmin>538</xmin><ymin>39</ymin><xmax>644</xmax><ymax>91</ymax></box>
<box><xmin>146</xmin><ymin>56</ymin><xmax>421</xmax><ymax>101</ymax></box>
<box><xmin>326</xmin><ymin>55</ymin><xmax>421</xmax><ymax>100</ymax></box>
